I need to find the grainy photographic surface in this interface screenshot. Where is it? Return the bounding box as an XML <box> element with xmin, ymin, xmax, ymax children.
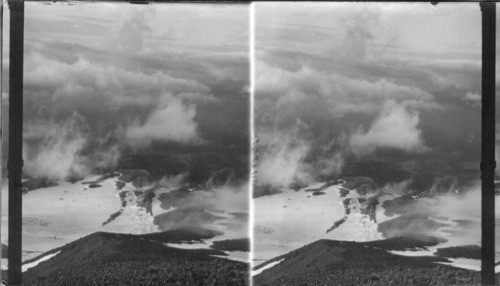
<box><xmin>0</xmin><ymin>1</ymin><xmax>498</xmax><ymax>286</ymax></box>
<box><xmin>253</xmin><ymin>3</ymin><xmax>483</xmax><ymax>285</ymax></box>
<box><xmin>1</xmin><ymin>2</ymin><xmax>250</xmax><ymax>285</ymax></box>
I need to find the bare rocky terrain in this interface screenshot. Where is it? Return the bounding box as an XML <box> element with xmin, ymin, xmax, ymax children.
<box><xmin>253</xmin><ymin>238</ymin><xmax>480</xmax><ymax>286</ymax></box>
<box><xmin>4</xmin><ymin>229</ymin><xmax>249</xmax><ymax>286</ymax></box>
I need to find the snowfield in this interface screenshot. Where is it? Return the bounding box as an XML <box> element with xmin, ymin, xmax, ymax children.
<box><xmin>211</xmin><ymin>251</ymin><xmax>249</xmax><ymax>263</ymax></box>
<box><xmin>254</xmin><ymin>183</ymin><xmax>383</xmax><ymax>262</ymax></box>
<box><xmin>252</xmin><ymin>258</ymin><xmax>284</xmax><ymax>276</ymax></box>
<box><xmin>254</xmin><ymin>182</ymin><xmax>482</xmax><ymax>272</ymax></box>
<box><xmin>1</xmin><ymin>175</ymin><xmax>248</xmax><ymax>264</ymax></box>
<box><xmin>436</xmin><ymin>258</ymin><xmax>481</xmax><ymax>272</ymax></box>
<box><xmin>162</xmin><ymin>208</ymin><xmax>249</xmax><ymax>263</ymax></box>
<box><xmin>22</xmin><ymin>251</ymin><xmax>61</xmax><ymax>272</ymax></box>
<box><xmin>12</xmin><ymin>176</ymin><xmax>161</xmax><ymax>261</ymax></box>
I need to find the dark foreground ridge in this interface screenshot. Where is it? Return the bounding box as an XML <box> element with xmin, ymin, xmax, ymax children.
<box><xmin>14</xmin><ymin>229</ymin><xmax>248</xmax><ymax>286</ymax></box>
<box><xmin>435</xmin><ymin>245</ymin><xmax>481</xmax><ymax>260</ymax></box>
<box><xmin>210</xmin><ymin>238</ymin><xmax>250</xmax><ymax>252</ymax></box>
<box><xmin>253</xmin><ymin>237</ymin><xmax>480</xmax><ymax>286</ymax></box>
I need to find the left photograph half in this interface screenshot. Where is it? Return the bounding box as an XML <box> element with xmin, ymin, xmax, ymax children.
<box><xmin>1</xmin><ymin>2</ymin><xmax>250</xmax><ymax>285</ymax></box>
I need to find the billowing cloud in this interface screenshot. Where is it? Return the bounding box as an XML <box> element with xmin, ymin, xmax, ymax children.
<box><xmin>382</xmin><ymin>183</ymin><xmax>480</xmax><ymax>246</ymax></box>
<box><xmin>463</xmin><ymin>92</ymin><xmax>480</xmax><ymax>102</ymax></box>
<box><xmin>93</xmin><ymin>143</ymin><xmax>121</xmax><ymax>171</ymax></box>
<box><xmin>255</xmin><ymin>3</ymin><xmax>481</xmax><ymax>191</ymax></box>
<box><xmin>23</xmin><ymin>113</ymin><xmax>90</xmax><ymax>180</ymax></box>
<box><xmin>256</xmin><ymin>127</ymin><xmax>312</xmax><ymax>187</ymax></box>
<box><xmin>22</xmin><ymin>111</ymin><xmax>123</xmax><ymax>181</ymax></box>
<box><xmin>315</xmin><ymin>152</ymin><xmax>344</xmax><ymax>178</ymax></box>
<box><xmin>349</xmin><ymin>101</ymin><xmax>428</xmax><ymax>154</ymax></box>
<box><xmin>126</xmin><ymin>94</ymin><xmax>202</xmax><ymax>146</ymax></box>
<box><xmin>256</xmin><ymin>60</ymin><xmax>439</xmax><ymax>122</ymax></box>
<box><xmin>24</xmin><ymin>52</ymin><xmax>211</xmax><ymax>109</ymax></box>
<box><xmin>17</xmin><ymin>3</ymin><xmax>249</xmax><ymax>183</ymax></box>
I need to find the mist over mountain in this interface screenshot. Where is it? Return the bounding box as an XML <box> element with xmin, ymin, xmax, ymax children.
<box><xmin>252</xmin><ymin>4</ymin><xmax>485</xmax><ymax>284</ymax></box>
<box><xmin>17</xmin><ymin>230</ymin><xmax>248</xmax><ymax>285</ymax></box>
<box><xmin>2</xmin><ymin>3</ymin><xmax>250</xmax><ymax>187</ymax></box>
<box><xmin>1</xmin><ymin>3</ymin><xmax>251</xmax><ymax>285</ymax></box>
<box><xmin>254</xmin><ymin>3</ymin><xmax>481</xmax><ymax>194</ymax></box>
<box><xmin>253</xmin><ymin>238</ymin><xmax>480</xmax><ymax>286</ymax></box>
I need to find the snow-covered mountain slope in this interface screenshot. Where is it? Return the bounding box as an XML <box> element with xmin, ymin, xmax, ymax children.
<box><xmin>253</xmin><ymin>238</ymin><xmax>480</xmax><ymax>286</ymax></box>
<box><xmin>19</xmin><ymin>230</ymin><xmax>248</xmax><ymax>286</ymax></box>
<box><xmin>254</xmin><ymin>182</ymin><xmax>383</xmax><ymax>263</ymax></box>
<box><xmin>3</xmin><ymin>175</ymin><xmax>159</xmax><ymax>261</ymax></box>
<box><xmin>254</xmin><ymin>181</ymin><xmax>481</xmax><ymax>272</ymax></box>
<box><xmin>1</xmin><ymin>172</ymin><xmax>249</xmax><ymax>263</ymax></box>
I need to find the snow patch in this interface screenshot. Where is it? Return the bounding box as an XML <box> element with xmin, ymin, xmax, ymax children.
<box><xmin>7</xmin><ymin>176</ymin><xmax>160</xmax><ymax>262</ymax></box>
<box><xmin>252</xmin><ymin>259</ymin><xmax>285</xmax><ymax>276</ymax></box>
<box><xmin>165</xmin><ymin>243</ymin><xmax>249</xmax><ymax>263</ymax></box>
<box><xmin>22</xmin><ymin>251</ymin><xmax>61</xmax><ymax>272</ymax></box>
<box><xmin>254</xmin><ymin>184</ymin><xmax>383</xmax><ymax>262</ymax></box>
<box><xmin>388</xmin><ymin>250</ymin><xmax>434</xmax><ymax>257</ymax></box>
<box><xmin>211</xmin><ymin>251</ymin><xmax>248</xmax><ymax>263</ymax></box>
<box><xmin>164</xmin><ymin>242</ymin><xmax>209</xmax><ymax>250</ymax></box>
<box><xmin>435</xmin><ymin>258</ymin><xmax>481</xmax><ymax>272</ymax></box>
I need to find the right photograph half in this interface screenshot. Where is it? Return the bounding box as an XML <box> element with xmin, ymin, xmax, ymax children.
<box><xmin>252</xmin><ymin>3</ymin><xmax>483</xmax><ymax>285</ymax></box>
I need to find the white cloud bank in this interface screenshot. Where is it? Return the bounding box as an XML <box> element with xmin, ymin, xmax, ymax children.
<box><xmin>256</xmin><ymin>123</ymin><xmax>315</xmax><ymax>187</ymax></box>
<box><xmin>126</xmin><ymin>94</ymin><xmax>203</xmax><ymax>146</ymax></box>
<box><xmin>463</xmin><ymin>92</ymin><xmax>480</xmax><ymax>102</ymax></box>
<box><xmin>23</xmin><ymin>114</ymin><xmax>90</xmax><ymax>180</ymax></box>
<box><xmin>350</xmin><ymin>101</ymin><xmax>428</xmax><ymax>154</ymax></box>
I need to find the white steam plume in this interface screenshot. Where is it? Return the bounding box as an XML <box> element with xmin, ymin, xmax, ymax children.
<box><xmin>23</xmin><ymin>114</ymin><xmax>90</xmax><ymax>180</ymax></box>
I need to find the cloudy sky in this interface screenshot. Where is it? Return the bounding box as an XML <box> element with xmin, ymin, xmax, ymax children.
<box><xmin>255</xmin><ymin>3</ymin><xmax>483</xmax><ymax>189</ymax></box>
<box><xmin>0</xmin><ymin>2</ymin><xmax>497</xmax><ymax>190</ymax></box>
<box><xmin>2</xmin><ymin>2</ymin><xmax>249</xmax><ymax>181</ymax></box>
